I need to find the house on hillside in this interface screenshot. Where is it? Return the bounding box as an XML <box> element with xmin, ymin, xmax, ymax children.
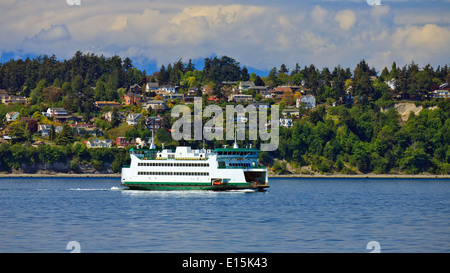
<box><xmin>126</xmin><ymin>113</ymin><xmax>142</xmax><ymax>126</ymax></box>
<box><xmin>161</xmin><ymin>85</ymin><xmax>178</xmax><ymax>93</ymax></box>
<box><xmin>146</xmin><ymin>115</ymin><xmax>162</xmax><ymax>132</ymax></box>
<box><xmin>431</xmin><ymin>90</ymin><xmax>450</xmax><ymax>98</ymax></box>
<box><xmin>42</xmin><ymin>108</ymin><xmax>74</xmax><ymax>123</ymax></box>
<box><xmin>296</xmin><ymin>94</ymin><xmax>316</xmax><ymax>109</ymax></box>
<box><xmin>38</xmin><ymin>124</ymin><xmax>63</xmax><ymax>137</ymax></box>
<box><xmin>124</xmin><ymin>92</ymin><xmax>144</xmax><ymax>105</ymax></box>
<box><xmin>281</xmin><ymin>108</ymin><xmax>300</xmax><ymax>118</ymax></box>
<box><xmin>229</xmin><ymin>94</ymin><xmax>254</xmax><ymax>103</ymax></box>
<box><xmin>271</xmin><ymin>86</ymin><xmax>296</xmax><ymax>99</ymax></box>
<box><xmin>280</xmin><ymin>118</ymin><xmax>293</xmax><ymax>128</ymax></box>
<box><xmin>143</xmin><ymin>100</ymin><xmax>167</xmax><ymax>111</ymax></box>
<box><xmin>116</xmin><ymin>137</ymin><xmax>135</xmax><ymax>148</ymax></box>
<box><xmin>86</xmin><ymin>138</ymin><xmax>112</xmax><ymax>148</ymax></box>
<box><xmin>6</xmin><ymin>112</ymin><xmax>19</xmax><ymax>122</ymax></box>
<box><xmin>248</xmin><ymin>86</ymin><xmax>270</xmax><ymax>95</ymax></box>
<box><xmin>202</xmin><ymin>86</ymin><xmax>213</xmax><ymax>95</ymax></box>
<box><xmin>247</xmin><ymin>102</ymin><xmax>270</xmax><ymax>110</ymax></box>
<box><xmin>2</xmin><ymin>95</ymin><xmax>27</xmax><ymax>104</ymax></box>
<box><xmin>95</xmin><ymin>101</ymin><xmax>121</xmax><ymax>109</ymax></box>
<box><xmin>104</xmin><ymin>111</ymin><xmax>125</xmax><ymax>123</ymax></box>
<box><xmin>386</xmin><ymin>79</ymin><xmax>396</xmax><ymax>90</ymax></box>
<box><xmin>146</xmin><ymin>82</ymin><xmax>159</xmax><ymax>92</ymax></box>
<box><xmin>239</xmin><ymin>81</ymin><xmax>255</xmax><ymax>92</ymax></box>
<box><xmin>42</xmin><ymin>108</ymin><xmax>67</xmax><ymax>118</ymax></box>
<box><xmin>129</xmin><ymin>84</ymin><xmax>142</xmax><ymax>93</ymax></box>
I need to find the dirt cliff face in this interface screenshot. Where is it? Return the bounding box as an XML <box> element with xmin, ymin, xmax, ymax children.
<box><xmin>381</xmin><ymin>102</ymin><xmax>438</xmax><ymax>123</ymax></box>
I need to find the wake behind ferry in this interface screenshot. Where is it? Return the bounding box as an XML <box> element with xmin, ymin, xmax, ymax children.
<box><xmin>121</xmin><ymin>138</ymin><xmax>269</xmax><ymax>191</ymax></box>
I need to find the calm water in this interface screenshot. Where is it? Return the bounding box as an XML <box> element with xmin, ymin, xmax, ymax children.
<box><xmin>0</xmin><ymin>177</ymin><xmax>448</xmax><ymax>253</ymax></box>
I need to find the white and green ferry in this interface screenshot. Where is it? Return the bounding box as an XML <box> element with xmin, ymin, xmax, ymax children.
<box><xmin>121</xmin><ymin>140</ymin><xmax>269</xmax><ymax>191</ymax></box>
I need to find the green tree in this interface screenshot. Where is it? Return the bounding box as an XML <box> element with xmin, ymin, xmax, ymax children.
<box><xmin>55</xmin><ymin>124</ymin><xmax>75</xmax><ymax>146</ymax></box>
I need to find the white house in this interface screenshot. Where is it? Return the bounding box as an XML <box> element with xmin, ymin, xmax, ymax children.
<box><xmin>431</xmin><ymin>90</ymin><xmax>450</xmax><ymax>98</ymax></box>
<box><xmin>126</xmin><ymin>113</ymin><xmax>142</xmax><ymax>126</ymax></box>
<box><xmin>2</xmin><ymin>95</ymin><xmax>27</xmax><ymax>104</ymax></box>
<box><xmin>296</xmin><ymin>94</ymin><xmax>316</xmax><ymax>109</ymax></box>
<box><xmin>386</xmin><ymin>79</ymin><xmax>396</xmax><ymax>90</ymax></box>
<box><xmin>239</xmin><ymin>81</ymin><xmax>255</xmax><ymax>92</ymax></box>
<box><xmin>86</xmin><ymin>138</ymin><xmax>112</xmax><ymax>148</ymax></box>
<box><xmin>6</xmin><ymin>112</ymin><xmax>19</xmax><ymax>122</ymax></box>
<box><xmin>143</xmin><ymin>100</ymin><xmax>167</xmax><ymax>111</ymax></box>
<box><xmin>160</xmin><ymin>85</ymin><xmax>178</xmax><ymax>93</ymax></box>
<box><xmin>282</xmin><ymin>108</ymin><xmax>300</xmax><ymax>118</ymax></box>
<box><xmin>229</xmin><ymin>94</ymin><xmax>254</xmax><ymax>103</ymax></box>
<box><xmin>38</xmin><ymin>124</ymin><xmax>63</xmax><ymax>137</ymax></box>
<box><xmin>280</xmin><ymin>118</ymin><xmax>293</xmax><ymax>128</ymax></box>
<box><xmin>42</xmin><ymin>108</ymin><xmax>68</xmax><ymax>118</ymax></box>
<box><xmin>146</xmin><ymin>82</ymin><xmax>159</xmax><ymax>92</ymax></box>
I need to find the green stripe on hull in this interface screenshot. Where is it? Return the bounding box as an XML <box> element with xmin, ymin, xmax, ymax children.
<box><xmin>122</xmin><ymin>181</ymin><xmax>268</xmax><ymax>191</ymax></box>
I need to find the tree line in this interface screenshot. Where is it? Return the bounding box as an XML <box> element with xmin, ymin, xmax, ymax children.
<box><xmin>1</xmin><ymin>52</ymin><xmax>449</xmax><ymax>174</ymax></box>
<box><xmin>0</xmin><ymin>142</ymin><xmax>129</xmax><ymax>173</ymax></box>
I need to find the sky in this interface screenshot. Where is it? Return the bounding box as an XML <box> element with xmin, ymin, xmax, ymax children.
<box><xmin>0</xmin><ymin>0</ymin><xmax>449</xmax><ymax>75</ymax></box>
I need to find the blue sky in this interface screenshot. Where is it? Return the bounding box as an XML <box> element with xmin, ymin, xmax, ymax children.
<box><xmin>1</xmin><ymin>0</ymin><xmax>449</xmax><ymax>75</ymax></box>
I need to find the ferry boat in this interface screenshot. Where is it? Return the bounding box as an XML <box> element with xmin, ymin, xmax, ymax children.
<box><xmin>121</xmin><ymin>138</ymin><xmax>269</xmax><ymax>191</ymax></box>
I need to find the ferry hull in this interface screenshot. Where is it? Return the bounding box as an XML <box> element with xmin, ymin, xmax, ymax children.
<box><xmin>122</xmin><ymin>182</ymin><xmax>269</xmax><ymax>191</ymax></box>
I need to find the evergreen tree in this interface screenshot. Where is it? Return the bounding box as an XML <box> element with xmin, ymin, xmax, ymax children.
<box><xmin>49</xmin><ymin>124</ymin><xmax>56</xmax><ymax>142</ymax></box>
<box><xmin>55</xmin><ymin>124</ymin><xmax>74</xmax><ymax>146</ymax></box>
<box><xmin>241</xmin><ymin>66</ymin><xmax>250</xmax><ymax>81</ymax></box>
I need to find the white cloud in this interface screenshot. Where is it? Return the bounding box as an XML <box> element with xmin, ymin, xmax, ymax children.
<box><xmin>30</xmin><ymin>24</ymin><xmax>71</xmax><ymax>42</ymax></box>
<box><xmin>311</xmin><ymin>5</ymin><xmax>328</xmax><ymax>25</ymax></box>
<box><xmin>334</xmin><ymin>9</ymin><xmax>357</xmax><ymax>30</ymax></box>
<box><xmin>0</xmin><ymin>0</ymin><xmax>449</xmax><ymax>73</ymax></box>
<box><xmin>391</xmin><ymin>24</ymin><xmax>450</xmax><ymax>64</ymax></box>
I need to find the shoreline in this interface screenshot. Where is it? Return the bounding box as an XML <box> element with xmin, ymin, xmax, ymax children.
<box><xmin>0</xmin><ymin>173</ymin><xmax>449</xmax><ymax>179</ymax></box>
<box><xmin>269</xmin><ymin>174</ymin><xmax>450</xmax><ymax>179</ymax></box>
